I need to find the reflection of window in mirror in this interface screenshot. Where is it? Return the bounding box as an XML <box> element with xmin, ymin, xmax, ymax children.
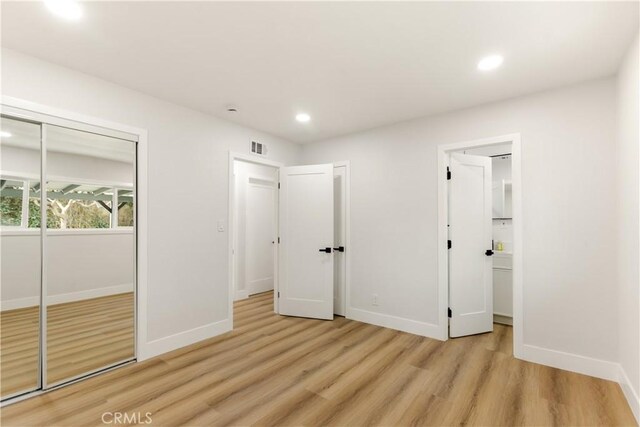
<box><xmin>0</xmin><ymin>180</ymin><xmax>25</xmax><ymax>227</ymax></box>
<box><xmin>45</xmin><ymin>183</ymin><xmax>113</xmax><ymax>229</ymax></box>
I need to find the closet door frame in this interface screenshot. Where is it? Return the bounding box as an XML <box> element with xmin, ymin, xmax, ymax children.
<box><xmin>0</xmin><ymin>97</ymin><xmax>148</xmax><ymax>403</ymax></box>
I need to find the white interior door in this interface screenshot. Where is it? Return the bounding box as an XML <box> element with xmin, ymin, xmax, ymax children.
<box><xmin>449</xmin><ymin>152</ymin><xmax>493</xmax><ymax>337</ymax></box>
<box><xmin>333</xmin><ymin>165</ymin><xmax>346</xmax><ymax>316</ymax></box>
<box><xmin>246</xmin><ymin>179</ymin><xmax>276</xmax><ymax>295</ymax></box>
<box><xmin>279</xmin><ymin>164</ymin><xmax>334</xmax><ymax>320</ymax></box>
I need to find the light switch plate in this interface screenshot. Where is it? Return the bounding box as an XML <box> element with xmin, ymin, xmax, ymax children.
<box><xmin>217</xmin><ymin>220</ymin><xmax>225</xmax><ymax>232</ymax></box>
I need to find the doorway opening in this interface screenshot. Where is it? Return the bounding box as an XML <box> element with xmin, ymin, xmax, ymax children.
<box><xmin>227</xmin><ymin>153</ymin><xmax>350</xmax><ymax>324</ymax></box>
<box><xmin>232</xmin><ymin>159</ymin><xmax>279</xmax><ymax>302</ymax></box>
<box><xmin>437</xmin><ymin>134</ymin><xmax>522</xmax><ymax>358</ymax></box>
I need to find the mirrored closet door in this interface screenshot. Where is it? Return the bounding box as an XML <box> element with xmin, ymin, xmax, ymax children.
<box><xmin>0</xmin><ymin>111</ymin><xmax>137</xmax><ymax>400</ymax></box>
<box><xmin>0</xmin><ymin>116</ymin><xmax>43</xmax><ymax>399</ymax></box>
<box><xmin>45</xmin><ymin>124</ymin><xmax>136</xmax><ymax>386</ymax></box>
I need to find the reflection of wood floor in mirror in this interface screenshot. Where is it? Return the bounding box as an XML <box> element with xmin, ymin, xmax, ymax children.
<box><xmin>2</xmin><ymin>291</ymin><xmax>636</xmax><ymax>426</ymax></box>
<box><xmin>0</xmin><ymin>293</ymin><xmax>134</xmax><ymax>398</ymax></box>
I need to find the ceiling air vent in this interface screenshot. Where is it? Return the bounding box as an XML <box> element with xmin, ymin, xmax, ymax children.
<box><xmin>251</xmin><ymin>141</ymin><xmax>266</xmax><ymax>156</ymax></box>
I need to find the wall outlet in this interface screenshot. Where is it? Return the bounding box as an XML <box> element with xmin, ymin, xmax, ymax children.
<box><xmin>372</xmin><ymin>293</ymin><xmax>379</xmax><ymax>306</ymax></box>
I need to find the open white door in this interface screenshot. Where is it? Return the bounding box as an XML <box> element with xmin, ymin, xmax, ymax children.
<box><xmin>279</xmin><ymin>164</ymin><xmax>334</xmax><ymax>320</ymax></box>
<box><xmin>449</xmin><ymin>152</ymin><xmax>493</xmax><ymax>337</ymax></box>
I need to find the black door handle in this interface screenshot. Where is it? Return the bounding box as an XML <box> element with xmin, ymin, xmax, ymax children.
<box><xmin>485</xmin><ymin>249</ymin><xmax>494</xmax><ymax>256</ymax></box>
<box><xmin>319</xmin><ymin>247</ymin><xmax>332</xmax><ymax>253</ymax></box>
<box><xmin>333</xmin><ymin>246</ymin><xmax>345</xmax><ymax>253</ymax></box>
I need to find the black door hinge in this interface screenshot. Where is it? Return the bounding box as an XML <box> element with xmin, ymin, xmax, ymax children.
<box><xmin>278</xmin><ymin>237</ymin><xmax>280</xmax><ymax>243</ymax></box>
<box><xmin>278</xmin><ymin>182</ymin><xmax>281</xmax><ymax>189</ymax></box>
<box><xmin>277</xmin><ymin>292</ymin><xmax>280</xmax><ymax>298</ymax></box>
<box><xmin>447</xmin><ymin>240</ymin><xmax>452</xmax><ymax>249</ymax></box>
<box><xmin>446</xmin><ymin>167</ymin><xmax>451</xmax><ymax>180</ymax></box>
<box><xmin>448</xmin><ymin>307</ymin><xmax>452</xmax><ymax>318</ymax></box>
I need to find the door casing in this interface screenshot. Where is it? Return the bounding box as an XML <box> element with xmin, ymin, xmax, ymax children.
<box><xmin>437</xmin><ymin>134</ymin><xmax>523</xmax><ymax>357</ymax></box>
<box><xmin>227</xmin><ymin>153</ymin><xmax>351</xmax><ymax>323</ymax></box>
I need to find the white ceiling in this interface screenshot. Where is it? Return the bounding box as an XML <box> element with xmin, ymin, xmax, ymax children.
<box><xmin>1</xmin><ymin>1</ymin><xmax>638</xmax><ymax>144</ymax></box>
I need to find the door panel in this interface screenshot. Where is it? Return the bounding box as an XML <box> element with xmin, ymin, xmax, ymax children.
<box><xmin>449</xmin><ymin>152</ymin><xmax>493</xmax><ymax>337</ymax></box>
<box><xmin>0</xmin><ymin>117</ymin><xmax>42</xmax><ymax>399</ymax></box>
<box><xmin>333</xmin><ymin>165</ymin><xmax>346</xmax><ymax>316</ymax></box>
<box><xmin>246</xmin><ymin>180</ymin><xmax>275</xmax><ymax>295</ymax></box>
<box><xmin>45</xmin><ymin>124</ymin><xmax>136</xmax><ymax>386</ymax></box>
<box><xmin>279</xmin><ymin>164</ymin><xmax>334</xmax><ymax>320</ymax></box>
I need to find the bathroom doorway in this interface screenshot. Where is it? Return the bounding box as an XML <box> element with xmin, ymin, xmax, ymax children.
<box><xmin>437</xmin><ymin>134</ymin><xmax>523</xmax><ymax>357</ymax></box>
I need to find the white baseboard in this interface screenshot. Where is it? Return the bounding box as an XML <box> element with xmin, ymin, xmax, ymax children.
<box><xmin>347</xmin><ymin>307</ymin><xmax>446</xmax><ymax>341</ymax></box>
<box><xmin>1</xmin><ymin>296</ymin><xmax>40</xmax><ymax>311</ymax></box>
<box><xmin>619</xmin><ymin>365</ymin><xmax>640</xmax><ymax>424</ymax></box>
<box><xmin>1</xmin><ymin>284</ymin><xmax>133</xmax><ymax>311</ymax></box>
<box><xmin>493</xmin><ymin>314</ymin><xmax>513</xmax><ymax>325</ymax></box>
<box><xmin>520</xmin><ymin>344</ymin><xmax>619</xmax><ymax>381</ymax></box>
<box><xmin>235</xmin><ymin>290</ymin><xmax>249</xmax><ymax>301</ymax></box>
<box><xmin>140</xmin><ymin>318</ymin><xmax>232</xmax><ymax>361</ymax></box>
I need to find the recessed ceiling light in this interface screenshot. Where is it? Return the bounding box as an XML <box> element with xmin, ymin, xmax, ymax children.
<box><xmin>44</xmin><ymin>0</ymin><xmax>83</xmax><ymax>21</ymax></box>
<box><xmin>296</xmin><ymin>113</ymin><xmax>311</xmax><ymax>123</ymax></box>
<box><xmin>477</xmin><ymin>54</ymin><xmax>504</xmax><ymax>71</ymax></box>
<box><xmin>0</xmin><ymin>131</ymin><xmax>12</xmax><ymax>138</ymax></box>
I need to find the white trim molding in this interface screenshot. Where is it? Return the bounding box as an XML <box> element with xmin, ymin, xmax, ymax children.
<box><xmin>235</xmin><ymin>290</ymin><xmax>249</xmax><ymax>301</ymax></box>
<box><xmin>349</xmin><ymin>308</ymin><xmax>445</xmax><ymax>340</ymax></box>
<box><xmin>334</xmin><ymin>161</ymin><xmax>352</xmax><ymax>320</ymax></box>
<box><xmin>1</xmin><ymin>284</ymin><xmax>134</xmax><ymax>312</ymax></box>
<box><xmin>520</xmin><ymin>344</ymin><xmax>620</xmax><ymax>381</ymax></box>
<box><xmin>619</xmin><ymin>365</ymin><xmax>640</xmax><ymax>424</ymax></box>
<box><xmin>140</xmin><ymin>318</ymin><xmax>232</xmax><ymax>360</ymax></box>
<box><xmin>228</xmin><ymin>151</ymin><xmax>284</xmax><ymax>325</ymax></box>
<box><xmin>0</xmin><ymin>228</ymin><xmax>134</xmax><ymax>236</ymax></box>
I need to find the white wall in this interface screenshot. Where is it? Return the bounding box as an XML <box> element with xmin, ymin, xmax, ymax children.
<box><xmin>1</xmin><ymin>48</ymin><xmax>302</xmax><ymax>356</ymax></box>
<box><xmin>302</xmin><ymin>78</ymin><xmax>619</xmax><ymax>368</ymax></box>
<box><xmin>616</xmin><ymin>34</ymin><xmax>639</xmax><ymax>419</ymax></box>
<box><xmin>233</xmin><ymin>160</ymin><xmax>277</xmax><ymax>300</ymax></box>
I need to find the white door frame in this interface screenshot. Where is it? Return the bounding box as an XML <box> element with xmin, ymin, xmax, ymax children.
<box><xmin>333</xmin><ymin>161</ymin><xmax>352</xmax><ymax>317</ymax></box>
<box><xmin>227</xmin><ymin>154</ymin><xmax>351</xmax><ymax>324</ymax></box>
<box><xmin>228</xmin><ymin>152</ymin><xmax>283</xmax><ymax>322</ymax></box>
<box><xmin>437</xmin><ymin>134</ymin><xmax>523</xmax><ymax>357</ymax></box>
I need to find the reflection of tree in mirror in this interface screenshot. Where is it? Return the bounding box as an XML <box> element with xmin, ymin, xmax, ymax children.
<box><xmin>0</xmin><ymin>194</ymin><xmax>22</xmax><ymax>226</ymax></box>
<box><xmin>2</xmin><ymin>182</ymin><xmax>132</xmax><ymax>229</ymax></box>
<box><xmin>29</xmin><ymin>198</ymin><xmax>110</xmax><ymax>229</ymax></box>
<box><xmin>28</xmin><ymin>198</ymin><xmax>58</xmax><ymax>228</ymax></box>
<box><xmin>118</xmin><ymin>202</ymin><xmax>134</xmax><ymax>227</ymax></box>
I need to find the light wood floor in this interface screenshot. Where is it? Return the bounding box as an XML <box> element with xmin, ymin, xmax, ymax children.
<box><xmin>1</xmin><ymin>291</ymin><xmax>636</xmax><ymax>426</ymax></box>
<box><xmin>0</xmin><ymin>293</ymin><xmax>134</xmax><ymax>397</ymax></box>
